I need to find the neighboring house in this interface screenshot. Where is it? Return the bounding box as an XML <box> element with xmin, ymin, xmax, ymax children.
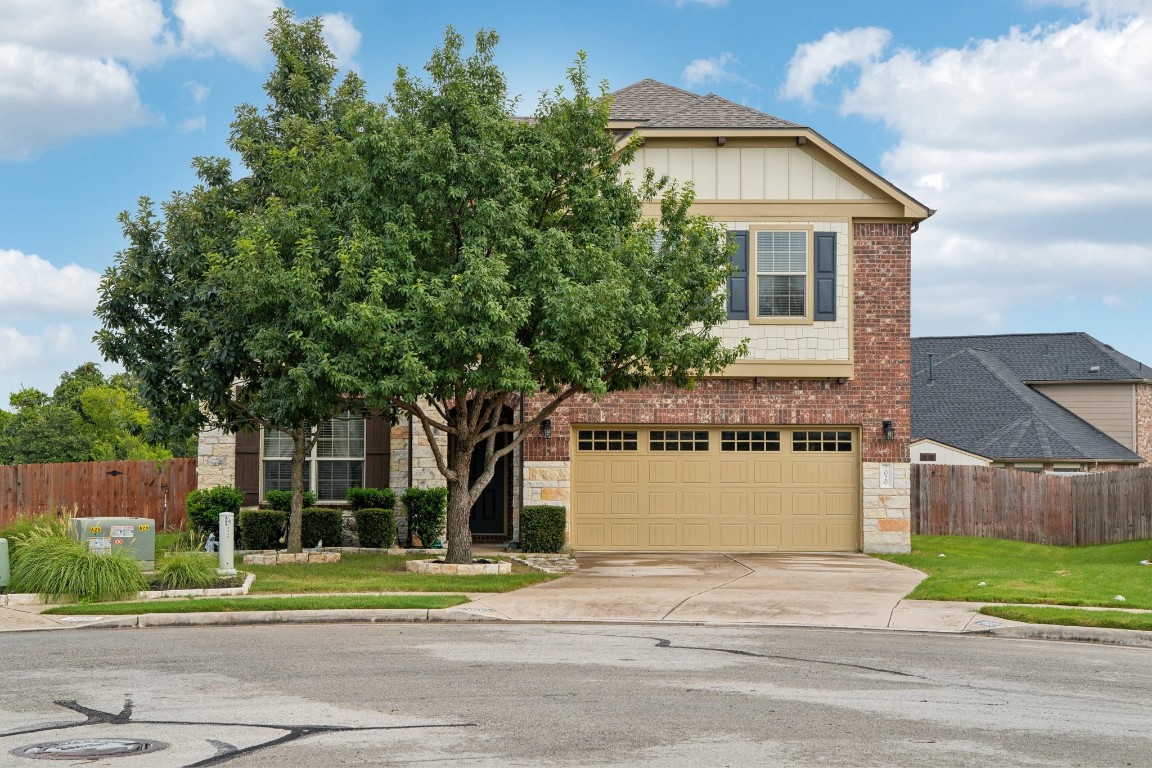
<box><xmin>911</xmin><ymin>333</ymin><xmax>1152</xmax><ymax>473</ymax></box>
<box><xmin>198</xmin><ymin>79</ymin><xmax>934</xmax><ymax>554</ymax></box>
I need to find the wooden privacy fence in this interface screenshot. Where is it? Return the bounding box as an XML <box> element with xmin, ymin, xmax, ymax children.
<box><xmin>913</xmin><ymin>464</ymin><xmax>1152</xmax><ymax>546</ymax></box>
<box><xmin>0</xmin><ymin>459</ymin><xmax>196</xmax><ymax>531</ymax></box>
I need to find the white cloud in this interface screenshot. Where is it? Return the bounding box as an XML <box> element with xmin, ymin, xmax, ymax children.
<box><xmin>179</xmin><ymin>116</ymin><xmax>207</xmax><ymax>132</ymax></box>
<box><xmin>785</xmin><ymin>10</ymin><xmax>1152</xmax><ymax>336</ymax></box>
<box><xmin>184</xmin><ymin>80</ymin><xmax>210</xmax><ymax>106</ymax></box>
<box><xmin>0</xmin><ymin>44</ymin><xmax>152</xmax><ymax>160</ymax></box>
<box><xmin>172</xmin><ymin>0</ymin><xmax>282</xmax><ymax>68</ymax></box>
<box><xmin>0</xmin><ymin>249</ymin><xmax>106</xmax><ymax>403</ymax></box>
<box><xmin>779</xmin><ymin>27</ymin><xmax>891</xmax><ymax>103</ymax></box>
<box><xmin>0</xmin><ymin>0</ymin><xmax>173</xmax><ymax>66</ymax></box>
<box><xmin>0</xmin><ymin>249</ymin><xmax>102</xmax><ymax>321</ymax></box>
<box><xmin>682</xmin><ymin>52</ymin><xmax>742</xmax><ymax>87</ymax></box>
<box><xmin>320</xmin><ymin>12</ymin><xmax>361</xmax><ymax>68</ymax></box>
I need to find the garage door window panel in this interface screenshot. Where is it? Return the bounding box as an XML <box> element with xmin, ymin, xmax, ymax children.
<box><xmin>792</xmin><ymin>430</ymin><xmax>852</xmax><ymax>452</ymax></box>
<box><xmin>721</xmin><ymin>430</ymin><xmax>780</xmax><ymax>452</ymax></box>
<box><xmin>651</xmin><ymin>430</ymin><xmax>709</xmax><ymax>452</ymax></box>
<box><xmin>577</xmin><ymin>429</ymin><xmax>637</xmax><ymax>451</ymax></box>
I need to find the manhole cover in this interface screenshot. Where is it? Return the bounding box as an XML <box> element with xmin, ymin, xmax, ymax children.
<box><xmin>12</xmin><ymin>738</ymin><xmax>168</xmax><ymax>760</ymax></box>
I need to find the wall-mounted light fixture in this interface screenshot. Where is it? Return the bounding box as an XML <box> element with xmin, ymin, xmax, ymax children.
<box><xmin>541</xmin><ymin>418</ymin><xmax>553</xmax><ymax>439</ymax></box>
<box><xmin>882</xmin><ymin>419</ymin><xmax>895</xmax><ymax>440</ymax></box>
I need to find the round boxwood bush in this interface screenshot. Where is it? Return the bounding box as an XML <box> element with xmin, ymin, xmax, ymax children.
<box><xmin>238</xmin><ymin>508</ymin><xmax>286</xmax><ymax>550</ymax></box>
<box><xmin>346</xmin><ymin>487</ymin><xmax>396</xmax><ymax>511</ymax></box>
<box><xmin>520</xmin><ymin>506</ymin><xmax>567</xmax><ymax>553</ymax></box>
<box><xmin>185</xmin><ymin>486</ymin><xmax>244</xmax><ymax>536</ymax></box>
<box><xmin>301</xmin><ymin>507</ymin><xmax>342</xmax><ymax>548</ymax></box>
<box><xmin>353</xmin><ymin>507</ymin><xmax>396</xmax><ymax>549</ymax></box>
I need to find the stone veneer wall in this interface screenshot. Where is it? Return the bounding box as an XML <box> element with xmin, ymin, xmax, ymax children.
<box><xmin>196</xmin><ymin>426</ymin><xmax>236</xmax><ymax>490</ymax></box>
<box><xmin>1136</xmin><ymin>383</ymin><xmax>1152</xmax><ymax>467</ymax></box>
<box><xmin>521</xmin><ymin>222</ymin><xmax>913</xmax><ymax>554</ymax></box>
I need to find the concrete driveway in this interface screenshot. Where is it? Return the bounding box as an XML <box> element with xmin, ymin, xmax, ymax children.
<box><xmin>474</xmin><ymin>552</ymin><xmax>981</xmax><ymax>630</ymax></box>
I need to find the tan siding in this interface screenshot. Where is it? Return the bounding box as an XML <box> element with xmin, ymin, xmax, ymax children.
<box><xmin>1032</xmin><ymin>383</ymin><xmax>1136</xmax><ymax>449</ymax></box>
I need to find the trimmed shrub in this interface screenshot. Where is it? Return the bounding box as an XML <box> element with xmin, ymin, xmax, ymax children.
<box><xmin>238</xmin><ymin>508</ymin><xmax>286</xmax><ymax>550</ymax></box>
<box><xmin>186</xmin><ymin>486</ymin><xmax>243</xmax><ymax>535</ymax></box>
<box><xmin>403</xmin><ymin>487</ymin><xmax>447</xmax><ymax>548</ymax></box>
<box><xmin>264</xmin><ymin>489</ymin><xmax>317</xmax><ymax>512</ymax></box>
<box><xmin>302</xmin><ymin>507</ymin><xmax>342</xmax><ymax>548</ymax></box>
<box><xmin>353</xmin><ymin>508</ymin><xmax>396</xmax><ymax>549</ymax></box>
<box><xmin>9</xmin><ymin>535</ymin><xmax>147</xmax><ymax>602</ymax></box>
<box><xmin>346</xmin><ymin>487</ymin><xmax>396</xmax><ymax>511</ymax></box>
<box><xmin>155</xmin><ymin>551</ymin><xmax>219</xmax><ymax>590</ymax></box>
<box><xmin>520</xmin><ymin>506</ymin><xmax>567</xmax><ymax>553</ymax></box>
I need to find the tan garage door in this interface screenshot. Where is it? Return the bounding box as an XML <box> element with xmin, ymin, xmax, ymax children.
<box><xmin>570</xmin><ymin>426</ymin><xmax>859</xmax><ymax>552</ymax></box>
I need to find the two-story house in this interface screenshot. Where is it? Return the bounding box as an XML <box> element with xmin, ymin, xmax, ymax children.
<box><xmin>197</xmin><ymin>79</ymin><xmax>933</xmax><ymax>555</ymax></box>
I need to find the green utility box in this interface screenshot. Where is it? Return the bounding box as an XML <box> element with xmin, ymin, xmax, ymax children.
<box><xmin>69</xmin><ymin>517</ymin><xmax>156</xmax><ymax>571</ymax></box>
<box><xmin>0</xmin><ymin>538</ymin><xmax>9</xmax><ymax>590</ymax></box>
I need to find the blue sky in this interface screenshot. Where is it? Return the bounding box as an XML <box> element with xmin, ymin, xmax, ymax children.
<box><xmin>2</xmin><ymin>0</ymin><xmax>1151</xmax><ymax>406</ymax></box>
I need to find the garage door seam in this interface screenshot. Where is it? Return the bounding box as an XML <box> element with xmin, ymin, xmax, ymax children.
<box><xmin>659</xmin><ymin>554</ymin><xmax>755</xmax><ymax>621</ymax></box>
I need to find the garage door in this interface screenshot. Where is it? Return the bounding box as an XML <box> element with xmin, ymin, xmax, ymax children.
<box><xmin>570</xmin><ymin>426</ymin><xmax>859</xmax><ymax>552</ymax></box>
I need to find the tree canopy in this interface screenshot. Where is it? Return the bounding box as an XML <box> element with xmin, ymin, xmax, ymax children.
<box><xmin>343</xmin><ymin>30</ymin><xmax>740</xmax><ymax>562</ymax></box>
<box><xmin>0</xmin><ymin>363</ymin><xmax>188</xmax><ymax>465</ymax></box>
<box><xmin>96</xmin><ymin>9</ymin><xmax>370</xmax><ymax>552</ymax></box>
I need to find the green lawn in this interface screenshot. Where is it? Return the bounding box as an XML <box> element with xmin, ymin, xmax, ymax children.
<box><xmin>978</xmin><ymin>605</ymin><xmax>1152</xmax><ymax>631</ymax></box>
<box><xmin>874</xmin><ymin>535</ymin><xmax>1152</xmax><ymax>609</ymax></box>
<box><xmin>245</xmin><ymin>552</ymin><xmax>559</xmax><ymax>594</ymax></box>
<box><xmin>45</xmin><ymin>593</ymin><xmax>469</xmax><ymax>615</ymax></box>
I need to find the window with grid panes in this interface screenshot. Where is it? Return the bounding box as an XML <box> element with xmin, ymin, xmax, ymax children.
<box><xmin>755</xmin><ymin>230</ymin><xmax>807</xmax><ymax>318</ymax></box>
<box><xmin>576</xmin><ymin>429</ymin><xmax>638</xmax><ymax>451</ymax></box>
<box><xmin>791</xmin><ymin>430</ymin><xmax>852</xmax><ymax>452</ymax></box>
<box><xmin>262</xmin><ymin>412</ymin><xmax>365</xmax><ymax>501</ymax></box>
<box><xmin>721</xmin><ymin>430</ymin><xmax>781</xmax><ymax>452</ymax></box>
<box><xmin>650</xmin><ymin>430</ymin><xmax>709</xmax><ymax>452</ymax></box>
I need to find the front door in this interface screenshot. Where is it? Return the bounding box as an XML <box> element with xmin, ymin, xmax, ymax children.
<box><xmin>469</xmin><ymin>432</ymin><xmax>508</xmax><ymax>536</ymax></box>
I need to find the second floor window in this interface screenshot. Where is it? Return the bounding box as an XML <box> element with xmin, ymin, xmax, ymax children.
<box><xmin>755</xmin><ymin>230</ymin><xmax>808</xmax><ymax>319</ymax></box>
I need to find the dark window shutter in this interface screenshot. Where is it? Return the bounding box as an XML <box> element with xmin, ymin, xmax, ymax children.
<box><xmin>813</xmin><ymin>231</ymin><xmax>836</xmax><ymax>321</ymax></box>
<box><xmin>234</xmin><ymin>430</ymin><xmax>261</xmax><ymax>507</ymax></box>
<box><xmin>727</xmin><ymin>230</ymin><xmax>749</xmax><ymax>320</ymax></box>
<box><xmin>365</xmin><ymin>411</ymin><xmax>391</xmax><ymax>490</ymax></box>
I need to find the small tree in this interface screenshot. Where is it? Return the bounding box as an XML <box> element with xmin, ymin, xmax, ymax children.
<box><xmin>96</xmin><ymin>10</ymin><xmax>369</xmax><ymax>552</ymax></box>
<box><xmin>345</xmin><ymin>31</ymin><xmax>741</xmax><ymax>563</ymax></box>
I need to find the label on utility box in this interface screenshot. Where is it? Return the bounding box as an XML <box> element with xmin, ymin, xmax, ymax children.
<box><xmin>89</xmin><ymin>526</ymin><xmax>102</xmax><ymax>534</ymax></box>
<box><xmin>138</xmin><ymin>524</ymin><xmax>150</xmax><ymax>531</ymax></box>
<box><xmin>88</xmin><ymin>538</ymin><xmax>112</xmax><ymax>555</ymax></box>
<box><xmin>110</xmin><ymin>526</ymin><xmax>134</xmax><ymax>538</ymax></box>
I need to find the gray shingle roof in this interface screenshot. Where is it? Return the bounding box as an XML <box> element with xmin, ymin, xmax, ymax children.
<box><xmin>610</xmin><ymin>78</ymin><xmax>798</xmax><ymax>129</ymax></box>
<box><xmin>914</xmin><ymin>332</ymin><xmax>1152</xmax><ymax>382</ymax></box>
<box><xmin>911</xmin><ymin>335</ymin><xmax>1145</xmax><ymax>462</ymax></box>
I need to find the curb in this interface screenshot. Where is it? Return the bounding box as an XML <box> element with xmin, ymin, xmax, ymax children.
<box><xmin>74</xmin><ymin>607</ymin><xmax>501</xmax><ymax>629</ymax></box>
<box><xmin>988</xmin><ymin>623</ymin><xmax>1152</xmax><ymax>649</ymax></box>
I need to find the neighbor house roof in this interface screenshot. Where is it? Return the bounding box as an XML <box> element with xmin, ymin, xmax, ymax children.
<box><xmin>913</xmin><ymin>332</ymin><xmax>1152</xmax><ymax>383</ymax></box>
<box><xmin>911</xmin><ymin>334</ymin><xmax>1146</xmax><ymax>463</ymax></box>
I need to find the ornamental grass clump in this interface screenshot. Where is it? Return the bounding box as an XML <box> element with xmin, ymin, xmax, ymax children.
<box><xmin>155</xmin><ymin>551</ymin><xmax>220</xmax><ymax>590</ymax></box>
<box><xmin>9</xmin><ymin>535</ymin><xmax>147</xmax><ymax>602</ymax></box>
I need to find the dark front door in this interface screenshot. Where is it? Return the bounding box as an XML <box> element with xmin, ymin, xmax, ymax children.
<box><xmin>469</xmin><ymin>432</ymin><xmax>508</xmax><ymax>536</ymax></box>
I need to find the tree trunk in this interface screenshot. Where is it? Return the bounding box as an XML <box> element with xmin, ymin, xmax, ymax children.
<box><xmin>288</xmin><ymin>427</ymin><xmax>306</xmax><ymax>553</ymax></box>
<box><xmin>444</xmin><ymin>445</ymin><xmax>473</xmax><ymax>564</ymax></box>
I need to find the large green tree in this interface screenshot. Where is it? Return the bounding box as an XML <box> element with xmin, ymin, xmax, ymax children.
<box><xmin>345</xmin><ymin>31</ymin><xmax>741</xmax><ymax>563</ymax></box>
<box><xmin>95</xmin><ymin>10</ymin><xmax>369</xmax><ymax>552</ymax></box>
<box><xmin>0</xmin><ymin>363</ymin><xmax>181</xmax><ymax>464</ymax></box>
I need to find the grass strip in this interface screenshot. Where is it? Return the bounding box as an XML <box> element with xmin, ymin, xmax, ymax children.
<box><xmin>244</xmin><ymin>553</ymin><xmax>558</xmax><ymax>594</ymax></box>
<box><xmin>44</xmin><ymin>594</ymin><xmax>469</xmax><ymax>615</ymax></box>
<box><xmin>873</xmin><ymin>535</ymin><xmax>1152</xmax><ymax>609</ymax></box>
<box><xmin>979</xmin><ymin>605</ymin><xmax>1152</xmax><ymax>632</ymax></box>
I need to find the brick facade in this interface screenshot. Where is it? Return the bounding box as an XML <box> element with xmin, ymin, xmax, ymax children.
<box><xmin>1136</xmin><ymin>382</ymin><xmax>1152</xmax><ymax>466</ymax></box>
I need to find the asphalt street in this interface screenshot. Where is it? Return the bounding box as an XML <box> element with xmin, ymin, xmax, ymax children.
<box><xmin>1</xmin><ymin>624</ymin><xmax>1150</xmax><ymax>767</ymax></box>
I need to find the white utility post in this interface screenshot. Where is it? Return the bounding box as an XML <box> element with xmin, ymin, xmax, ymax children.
<box><xmin>218</xmin><ymin>512</ymin><xmax>237</xmax><ymax>575</ymax></box>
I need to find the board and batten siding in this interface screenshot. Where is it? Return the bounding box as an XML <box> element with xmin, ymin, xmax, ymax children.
<box><xmin>1031</xmin><ymin>383</ymin><xmax>1136</xmax><ymax>450</ymax></box>
<box><xmin>622</xmin><ymin>146</ymin><xmax>873</xmax><ymax>201</ymax></box>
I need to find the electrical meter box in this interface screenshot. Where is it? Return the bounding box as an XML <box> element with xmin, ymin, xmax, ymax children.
<box><xmin>69</xmin><ymin>517</ymin><xmax>155</xmax><ymax>571</ymax></box>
